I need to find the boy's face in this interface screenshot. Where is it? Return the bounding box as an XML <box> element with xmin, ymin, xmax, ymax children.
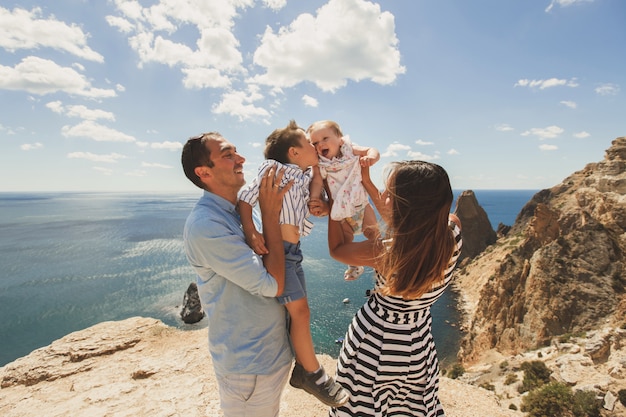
<box><xmin>293</xmin><ymin>135</ymin><xmax>319</xmax><ymax>169</ymax></box>
<box><xmin>309</xmin><ymin>126</ymin><xmax>342</xmax><ymax>159</ymax></box>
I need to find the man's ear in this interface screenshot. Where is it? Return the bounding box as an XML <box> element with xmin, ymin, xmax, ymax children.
<box><xmin>194</xmin><ymin>166</ymin><xmax>211</xmax><ymax>180</ymax></box>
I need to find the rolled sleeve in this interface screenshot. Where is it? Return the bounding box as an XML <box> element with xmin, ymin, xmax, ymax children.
<box><xmin>184</xmin><ymin>215</ymin><xmax>278</xmax><ymax>298</ymax></box>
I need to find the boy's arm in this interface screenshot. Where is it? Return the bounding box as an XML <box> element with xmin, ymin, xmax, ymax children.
<box><xmin>238</xmin><ymin>200</ymin><xmax>268</xmax><ymax>255</ymax></box>
<box><xmin>352</xmin><ymin>144</ymin><xmax>380</xmax><ymax>167</ymax></box>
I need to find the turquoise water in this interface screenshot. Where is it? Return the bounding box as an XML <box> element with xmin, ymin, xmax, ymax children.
<box><xmin>0</xmin><ymin>190</ymin><xmax>537</xmax><ymax>367</ymax></box>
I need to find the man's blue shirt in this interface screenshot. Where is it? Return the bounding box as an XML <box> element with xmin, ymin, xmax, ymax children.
<box><xmin>183</xmin><ymin>190</ymin><xmax>293</xmax><ymax>375</ymax></box>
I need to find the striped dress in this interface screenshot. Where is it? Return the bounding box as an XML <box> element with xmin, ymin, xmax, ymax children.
<box><xmin>330</xmin><ymin>221</ymin><xmax>462</xmax><ymax>417</ymax></box>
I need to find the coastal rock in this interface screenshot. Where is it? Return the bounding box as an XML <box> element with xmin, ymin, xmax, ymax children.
<box><xmin>453</xmin><ymin>190</ymin><xmax>497</xmax><ymax>261</ymax></box>
<box><xmin>180</xmin><ymin>282</ymin><xmax>205</xmax><ymax>324</ymax></box>
<box><xmin>457</xmin><ymin>327</ymin><xmax>626</xmax><ymax>415</ymax></box>
<box><xmin>452</xmin><ymin>137</ymin><xmax>626</xmax><ymax>413</ymax></box>
<box><xmin>457</xmin><ymin>137</ymin><xmax>626</xmax><ymax>362</ymax></box>
<box><xmin>0</xmin><ymin>317</ymin><xmax>521</xmax><ymax>417</ymax></box>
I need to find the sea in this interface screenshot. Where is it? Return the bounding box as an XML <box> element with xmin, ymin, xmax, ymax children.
<box><xmin>0</xmin><ymin>190</ymin><xmax>538</xmax><ymax>368</ymax></box>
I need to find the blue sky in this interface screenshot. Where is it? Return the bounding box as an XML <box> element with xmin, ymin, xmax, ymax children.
<box><xmin>0</xmin><ymin>0</ymin><xmax>624</xmax><ymax>193</ymax></box>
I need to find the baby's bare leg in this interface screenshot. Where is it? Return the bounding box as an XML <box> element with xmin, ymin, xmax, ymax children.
<box><xmin>341</xmin><ymin>220</ymin><xmax>355</xmax><ymax>244</ymax></box>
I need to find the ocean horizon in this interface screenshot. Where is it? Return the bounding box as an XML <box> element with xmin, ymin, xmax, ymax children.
<box><xmin>0</xmin><ymin>189</ymin><xmax>538</xmax><ymax>368</ymax></box>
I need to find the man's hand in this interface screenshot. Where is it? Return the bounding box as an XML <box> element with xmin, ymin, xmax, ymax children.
<box><xmin>258</xmin><ymin>165</ymin><xmax>293</xmax><ymax>223</ymax></box>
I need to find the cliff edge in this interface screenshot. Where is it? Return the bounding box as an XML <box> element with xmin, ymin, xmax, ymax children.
<box><xmin>0</xmin><ymin>317</ymin><xmax>520</xmax><ymax>417</ymax></box>
<box><xmin>457</xmin><ymin>136</ymin><xmax>626</xmax><ymax>360</ymax></box>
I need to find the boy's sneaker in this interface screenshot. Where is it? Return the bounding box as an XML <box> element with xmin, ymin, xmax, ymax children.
<box><xmin>289</xmin><ymin>363</ymin><xmax>349</xmax><ymax>407</ymax></box>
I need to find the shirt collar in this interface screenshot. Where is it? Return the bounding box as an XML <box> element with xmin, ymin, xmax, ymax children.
<box><xmin>201</xmin><ymin>189</ymin><xmax>238</xmax><ymax>215</ymax></box>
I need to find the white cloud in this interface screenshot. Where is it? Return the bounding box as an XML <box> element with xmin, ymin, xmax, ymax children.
<box><xmin>125</xmin><ymin>169</ymin><xmax>148</xmax><ymax>177</ymax></box>
<box><xmin>67</xmin><ymin>152</ymin><xmax>127</xmax><ymax>163</ymax></box>
<box><xmin>521</xmin><ymin>125</ymin><xmax>564</xmax><ymax>139</ymax></box>
<box><xmin>447</xmin><ymin>148</ymin><xmax>459</xmax><ymax>155</ymax></box>
<box><xmin>105</xmin><ymin>15</ymin><xmax>134</xmax><ymax>33</ymax></box>
<box><xmin>381</xmin><ymin>142</ymin><xmax>410</xmax><ymax>158</ymax></box>
<box><xmin>302</xmin><ymin>95</ymin><xmax>319</xmax><ymax>107</ymax></box>
<box><xmin>0</xmin><ymin>57</ymin><xmax>116</xmax><ymax>98</ymax></box>
<box><xmin>21</xmin><ymin>142</ymin><xmax>43</xmax><ymax>151</ymax></box>
<box><xmin>595</xmin><ymin>83</ymin><xmax>620</xmax><ymax>96</ymax></box>
<box><xmin>539</xmin><ymin>144</ymin><xmax>558</xmax><ymax>151</ymax></box>
<box><xmin>150</xmin><ymin>141</ymin><xmax>182</xmax><ymax>151</ymax></box>
<box><xmin>251</xmin><ymin>0</ymin><xmax>405</xmax><ymax>92</ymax></box>
<box><xmin>495</xmin><ymin>124</ymin><xmax>514</xmax><ymax>132</ymax></box>
<box><xmin>61</xmin><ymin>121</ymin><xmax>136</xmax><ymax>142</ymax></box>
<box><xmin>545</xmin><ymin>0</ymin><xmax>594</xmax><ymax>13</ymax></box>
<box><xmin>515</xmin><ymin>78</ymin><xmax>578</xmax><ymax>90</ymax></box>
<box><xmin>182</xmin><ymin>67</ymin><xmax>232</xmax><ymax>89</ymax></box>
<box><xmin>46</xmin><ymin>101</ymin><xmax>64</xmax><ymax>114</ymax></box>
<box><xmin>46</xmin><ymin>102</ymin><xmax>116</xmax><ymax>121</ymax></box>
<box><xmin>108</xmin><ymin>0</ymin><xmax>248</xmax><ymax>90</ymax></box>
<box><xmin>415</xmin><ymin>139</ymin><xmax>433</xmax><ymax>146</ymax></box>
<box><xmin>574</xmin><ymin>131</ymin><xmax>590</xmax><ymax>138</ymax></box>
<box><xmin>0</xmin><ymin>6</ymin><xmax>103</xmax><ymax>61</ymax></box>
<box><xmin>104</xmin><ymin>0</ymin><xmax>404</xmax><ymax>120</ymax></box>
<box><xmin>262</xmin><ymin>0</ymin><xmax>287</xmax><ymax>10</ymax></box>
<box><xmin>141</xmin><ymin>162</ymin><xmax>172</xmax><ymax>168</ymax></box>
<box><xmin>213</xmin><ymin>87</ymin><xmax>272</xmax><ymax>122</ymax></box>
<box><xmin>560</xmin><ymin>100</ymin><xmax>577</xmax><ymax>109</ymax></box>
<box><xmin>93</xmin><ymin>166</ymin><xmax>113</xmax><ymax>175</ymax></box>
<box><xmin>407</xmin><ymin>151</ymin><xmax>439</xmax><ymax>160</ymax></box>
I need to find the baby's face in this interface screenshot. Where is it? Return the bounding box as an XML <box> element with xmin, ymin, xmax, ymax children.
<box><xmin>309</xmin><ymin>126</ymin><xmax>342</xmax><ymax>159</ymax></box>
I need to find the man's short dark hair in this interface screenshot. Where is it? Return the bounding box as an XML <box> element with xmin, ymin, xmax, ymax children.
<box><xmin>181</xmin><ymin>132</ymin><xmax>222</xmax><ymax>189</ymax></box>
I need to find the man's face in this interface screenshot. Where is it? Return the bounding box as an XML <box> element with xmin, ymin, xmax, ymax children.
<box><xmin>205</xmin><ymin>137</ymin><xmax>246</xmax><ymax>191</ymax></box>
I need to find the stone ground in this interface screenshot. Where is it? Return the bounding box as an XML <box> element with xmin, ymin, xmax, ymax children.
<box><xmin>0</xmin><ymin>317</ymin><xmax>522</xmax><ymax>417</ymax></box>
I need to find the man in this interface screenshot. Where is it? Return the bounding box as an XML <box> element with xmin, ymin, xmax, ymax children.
<box><xmin>182</xmin><ymin>132</ymin><xmax>294</xmax><ymax>416</ymax></box>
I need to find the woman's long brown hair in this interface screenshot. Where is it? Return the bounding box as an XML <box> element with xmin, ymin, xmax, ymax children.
<box><xmin>378</xmin><ymin>161</ymin><xmax>456</xmax><ymax>299</ymax></box>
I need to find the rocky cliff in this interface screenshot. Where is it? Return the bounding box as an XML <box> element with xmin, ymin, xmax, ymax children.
<box><xmin>457</xmin><ymin>137</ymin><xmax>626</xmax><ymax>361</ymax></box>
<box><xmin>0</xmin><ymin>317</ymin><xmax>521</xmax><ymax>417</ymax></box>
<box><xmin>454</xmin><ymin>190</ymin><xmax>498</xmax><ymax>262</ymax></box>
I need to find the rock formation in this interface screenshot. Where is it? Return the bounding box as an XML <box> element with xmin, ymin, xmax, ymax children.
<box><xmin>456</xmin><ymin>136</ymin><xmax>626</xmax><ymax>361</ymax></box>
<box><xmin>0</xmin><ymin>317</ymin><xmax>522</xmax><ymax>417</ymax></box>
<box><xmin>453</xmin><ymin>190</ymin><xmax>498</xmax><ymax>261</ymax></box>
<box><xmin>180</xmin><ymin>282</ymin><xmax>205</xmax><ymax>324</ymax></box>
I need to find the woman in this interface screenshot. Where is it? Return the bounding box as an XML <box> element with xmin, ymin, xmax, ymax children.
<box><xmin>327</xmin><ymin>160</ymin><xmax>462</xmax><ymax>417</ymax></box>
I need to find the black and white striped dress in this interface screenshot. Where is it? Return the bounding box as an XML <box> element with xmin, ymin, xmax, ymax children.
<box><xmin>330</xmin><ymin>221</ymin><xmax>462</xmax><ymax>417</ymax></box>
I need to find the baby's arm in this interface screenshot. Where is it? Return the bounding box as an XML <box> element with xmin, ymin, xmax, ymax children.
<box><xmin>352</xmin><ymin>144</ymin><xmax>380</xmax><ymax>167</ymax></box>
<box><xmin>308</xmin><ymin>165</ymin><xmax>329</xmax><ymax>217</ymax></box>
<box><xmin>238</xmin><ymin>200</ymin><xmax>268</xmax><ymax>255</ymax></box>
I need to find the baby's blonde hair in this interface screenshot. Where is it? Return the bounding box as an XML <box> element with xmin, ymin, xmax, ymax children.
<box><xmin>306</xmin><ymin>120</ymin><xmax>343</xmax><ymax>137</ymax></box>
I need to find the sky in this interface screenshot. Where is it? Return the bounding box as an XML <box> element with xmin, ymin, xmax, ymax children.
<box><xmin>0</xmin><ymin>0</ymin><xmax>624</xmax><ymax>193</ymax></box>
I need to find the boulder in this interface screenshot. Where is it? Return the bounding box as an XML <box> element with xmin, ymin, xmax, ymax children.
<box><xmin>180</xmin><ymin>282</ymin><xmax>205</xmax><ymax>324</ymax></box>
